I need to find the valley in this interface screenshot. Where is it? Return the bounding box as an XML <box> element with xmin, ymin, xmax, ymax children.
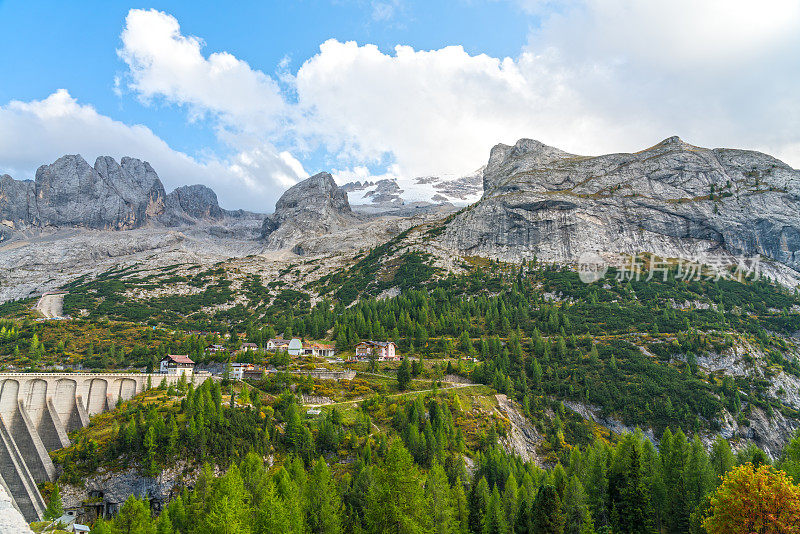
<box><xmin>2</xmin><ymin>137</ymin><xmax>800</xmax><ymax>532</ymax></box>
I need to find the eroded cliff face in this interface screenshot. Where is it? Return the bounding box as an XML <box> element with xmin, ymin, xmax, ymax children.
<box><xmin>261</xmin><ymin>172</ymin><xmax>358</xmax><ymax>249</ymax></box>
<box><xmin>441</xmin><ymin>136</ymin><xmax>800</xmax><ymax>272</ymax></box>
<box><xmin>0</xmin><ymin>155</ymin><xmax>247</xmax><ymax>240</ymax></box>
<box><xmin>1</xmin><ymin>154</ymin><xmax>167</xmax><ymax>231</ymax></box>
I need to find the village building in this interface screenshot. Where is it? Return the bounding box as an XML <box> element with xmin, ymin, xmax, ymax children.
<box><xmin>159</xmin><ymin>354</ymin><xmax>195</xmax><ymax>375</ymax></box>
<box><xmin>230</xmin><ymin>362</ymin><xmax>257</xmax><ymax>380</ymax></box>
<box><xmin>354</xmin><ymin>341</ymin><xmax>398</xmax><ymax>361</ymax></box>
<box><xmin>287</xmin><ymin>338</ymin><xmax>304</xmax><ymax>356</ymax></box>
<box><xmin>266</xmin><ymin>338</ymin><xmax>291</xmax><ymax>352</ymax></box>
<box><xmin>205</xmin><ymin>344</ymin><xmax>226</xmax><ymax>354</ymax></box>
<box><xmin>302</xmin><ymin>342</ymin><xmax>336</xmax><ymax>358</ymax></box>
<box><xmin>239</xmin><ymin>342</ymin><xmax>259</xmax><ymax>352</ymax></box>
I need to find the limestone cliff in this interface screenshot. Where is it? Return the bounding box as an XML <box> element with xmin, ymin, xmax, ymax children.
<box><xmin>441</xmin><ymin>136</ymin><xmax>800</xmax><ymax>272</ymax></box>
<box><xmin>261</xmin><ymin>172</ymin><xmax>358</xmax><ymax>249</ymax></box>
<box><xmin>0</xmin><ymin>155</ymin><xmax>239</xmax><ymax>239</ymax></box>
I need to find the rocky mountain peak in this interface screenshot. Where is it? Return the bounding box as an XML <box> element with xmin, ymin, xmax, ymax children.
<box><xmin>484</xmin><ymin>139</ymin><xmax>576</xmax><ymax>194</ymax></box>
<box><xmin>442</xmin><ymin>137</ymin><xmax>800</xmax><ymax>273</ymax></box>
<box><xmin>0</xmin><ymin>154</ymin><xmax>236</xmax><ymax>238</ymax></box>
<box><xmin>165</xmin><ymin>184</ymin><xmax>224</xmax><ymax>222</ymax></box>
<box><xmin>274</xmin><ymin>172</ymin><xmax>351</xmax><ymax>215</ymax></box>
<box><xmin>261</xmin><ymin>171</ymin><xmax>357</xmax><ymax>249</ymax></box>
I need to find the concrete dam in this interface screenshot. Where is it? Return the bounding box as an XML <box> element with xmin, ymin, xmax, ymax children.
<box><xmin>0</xmin><ymin>372</ymin><xmax>208</xmax><ymax>522</ymax></box>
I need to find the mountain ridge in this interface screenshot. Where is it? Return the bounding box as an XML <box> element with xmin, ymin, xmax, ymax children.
<box><xmin>439</xmin><ymin>136</ymin><xmax>800</xmax><ymax>275</ymax></box>
<box><xmin>0</xmin><ymin>154</ymin><xmax>242</xmax><ymax>240</ymax></box>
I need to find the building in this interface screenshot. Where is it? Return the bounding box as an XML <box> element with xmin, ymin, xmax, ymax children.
<box><xmin>159</xmin><ymin>354</ymin><xmax>195</xmax><ymax>375</ymax></box>
<box><xmin>287</xmin><ymin>338</ymin><xmax>304</xmax><ymax>356</ymax></box>
<box><xmin>240</xmin><ymin>343</ymin><xmax>258</xmax><ymax>352</ymax></box>
<box><xmin>302</xmin><ymin>342</ymin><xmax>336</xmax><ymax>358</ymax></box>
<box><xmin>229</xmin><ymin>362</ymin><xmax>257</xmax><ymax>380</ymax></box>
<box><xmin>355</xmin><ymin>341</ymin><xmax>398</xmax><ymax>361</ymax></box>
<box><xmin>266</xmin><ymin>338</ymin><xmax>291</xmax><ymax>352</ymax></box>
<box><xmin>206</xmin><ymin>344</ymin><xmax>226</xmax><ymax>354</ymax></box>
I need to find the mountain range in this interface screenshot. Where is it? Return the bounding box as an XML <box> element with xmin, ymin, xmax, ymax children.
<box><xmin>1</xmin><ymin>136</ymin><xmax>799</xmax><ymax>303</ymax></box>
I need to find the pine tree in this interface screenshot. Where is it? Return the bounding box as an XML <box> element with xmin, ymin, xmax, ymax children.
<box><xmin>426</xmin><ymin>462</ymin><xmax>455</xmax><ymax>534</ymax></box>
<box><xmin>307</xmin><ymin>457</ymin><xmax>343</xmax><ymax>534</ymax></box>
<box><xmin>112</xmin><ymin>496</ymin><xmax>156</xmax><ymax>534</ymax></box>
<box><xmin>710</xmin><ymin>436</ymin><xmax>735</xmax><ymax>482</ymax></box>
<box><xmin>44</xmin><ymin>482</ymin><xmax>64</xmax><ymax>520</ymax></box>
<box><xmin>609</xmin><ymin>436</ymin><xmax>653</xmax><ymax>534</ymax></box>
<box><xmin>397</xmin><ymin>357</ymin><xmax>411</xmax><ymax>391</ymax></box>
<box><xmin>482</xmin><ymin>485</ymin><xmax>508</xmax><ymax>534</ymax></box>
<box><xmin>532</xmin><ymin>484</ymin><xmax>565</xmax><ymax>534</ymax></box>
<box><xmin>563</xmin><ymin>476</ymin><xmax>592</xmax><ymax>534</ymax></box>
<box><xmin>366</xmin><ymin>441</ymin><xmax>431</xmax><ymax>534</ymax></box>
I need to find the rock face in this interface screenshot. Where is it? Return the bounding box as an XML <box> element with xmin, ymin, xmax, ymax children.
<box><xmin>0</xmin><ymin>155</ymin><xmax>237</xmax><ymax>239</ymax></box>
<box><xmin>1</xmin><ymin>154</ymin><xmax>166</xmax><ymax>231</ymax></box>
<box><xmin>34</xmin><ymin>155</ymin><xmax>166</xmax><ymax>229</ymax></box>
<box><xmin>164</xmin><ymin>184</ymin><xmax>226</xmax><ymax>225</ymax></box>
<box><xmin>261</xmin><ymin>172</ymin><xmax>357</xmax><ymax>249</ymax></box>
<box><xmin>441</xmin><ymin>136</ymin><xmax>800</xmax><ymax>272</ymax></box>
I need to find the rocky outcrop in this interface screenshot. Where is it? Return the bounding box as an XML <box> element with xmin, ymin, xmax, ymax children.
<box><xmin>0</xmin><ymin>155</ymin><xmax>244</xmax><ymax>239</ymax></box>
<box><xmin>34</xmin><ymin>155</ymin><xmax>166</xmax><ymax>229</ymax></box>
<box><xmin>441</xmin><ymin>136</ymin><xmax>800</xmax><ymax>272</ymax></box>
<box><xmin>261</xmin><ymin>172</ymin><xmax>358</xmax><ymax>249</ymax></box>
<box><xmin>1</xmin><ymin>154</ymin><xmax>167</xmax><ymax>232</ymax></box>
<box><xmin>164</xmin><ymin>184</ymin><xmax>226</xmax><ymax>225</ymax></box>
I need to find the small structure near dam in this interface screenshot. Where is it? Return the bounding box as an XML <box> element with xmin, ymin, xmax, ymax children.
<box><xmin>0</xmin><ymin>372</ymin><xmax>209</xmax><ymax>522</ymax></box>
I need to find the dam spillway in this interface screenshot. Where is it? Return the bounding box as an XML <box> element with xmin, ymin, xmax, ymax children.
<box><xmin>0</xmin><ymin>372</ymin><xmax>208</xmax><ymax>522</ymax></box>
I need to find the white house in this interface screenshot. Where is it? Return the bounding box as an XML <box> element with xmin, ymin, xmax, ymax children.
<box><xmin>302</xmin><ymin>342</ymin><xmax>336</xmax><ymax>358</ymax></box>
<box><xmin>267</xmin><ymin>338</ymin><xmax>291</xmax><ymax>352</ymax></box>
<box><xmin>287</xmin><ymin>338</ymin><xmax>304</xmax><ymax>356</ymax></box>
<box><xmin>355</xmin><ymin>341</ymin><xmax>398</xmax><ymax>361</ymax></box>
<box><xmin>230</xmin><ymin>362</ymin><xmax>256</xmax><ymax>380</ymax></box>
<box><xmin>160</xmin><ymin>354</ymin><xmax>195</xmax><ymax>375</ymax></box>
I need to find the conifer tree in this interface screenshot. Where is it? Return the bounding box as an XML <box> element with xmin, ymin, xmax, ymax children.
<box><xmin>44</xmin><ymin>482</ymin><xmax>64</xmax><ymax>520</ymax></box>
<box><xmin>426</xmin><ymin>462</ymin><xmax>455</xmax><ymax>534</ymax></box>
<box><xmin>532</xmin><ymin>484</ymin><xmax>565</xmax><ymax>534</ymax></box>
<box><xmin>307</xmin><ymin>457</ymin><xmax>343</xmax><ymax>534</ymax></box>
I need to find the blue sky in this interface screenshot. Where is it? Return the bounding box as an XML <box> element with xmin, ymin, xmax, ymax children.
<box><xmin>1</xmin><ymin>0</ymin><xmax>799</xmax><ymax>210</ymax></box>
<box><xmin>0</xmin><ymin>0</ymin><xmax>532</xmax><ymax>156</ymax></box>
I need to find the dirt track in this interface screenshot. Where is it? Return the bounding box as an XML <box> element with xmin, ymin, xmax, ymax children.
<box><xmin>35</xmin><ymin>293</ymin><xmax>65</xmax><ymax>318</ymax></box>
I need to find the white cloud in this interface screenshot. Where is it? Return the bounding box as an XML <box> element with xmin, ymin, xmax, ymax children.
<box><xmin>371</xmin><ymin>1</ymin><xmax>400</xmax><ymax>22</ymax></box>
<box><xmin>118</xmin><ymin>9</ymin><xmax>286</xmax><ymax>137</ymax></box>
<box><xmin>108</xmin><ymin>3</ymin><xmax>800</xmax><ymax>208</ymax></box>
<box><xmin>287</xmin><ymin>1</ymin><xmax>800</xmax><ymax>175</ymax></box>
<box><xmin>0</xmin><ymin>90</ymin><xmax>304</xmax><ymax>211</ymax></box>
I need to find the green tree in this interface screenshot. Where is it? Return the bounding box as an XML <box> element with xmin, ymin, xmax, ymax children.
<box><xmin>44</xmin><ymin>482</ymin><xmax>64</xmax><ymax>520</ymax></box>
<box><xmin>482</xmin><ymin>485</ymin><xmax>508</xmax><ymax>534</ymax></box>
<box><xmin>426</xmin><ymin>462</ymin><xmax>455</xmax><ymax>534</ymax></box>
<box><xmin>563</xmin><ymin>476</ymin><xmax>592</xmax><ymax>534</ymax></box>
<box><xmin>609</xmin><ymin>436</ymin><xmax>653</xmax><ymax>534</ymax></box>
<box><xmin>366</xmin><ymin>441</ymin><xmax>431</xmax><ymax>534</ymax></box>
<box><xmin>111</xmin><ymin>496</ymin><xmax>156</xmax><ymax>534</ymax></box>
<box><xmin>532</xmin><ymin>484</ymin><xmax>564</xmax><ymax>534</ymax></box>
<box><xmin>397</xmin><ymin>357</ymin><xmax>412</xmax><ymax>391</ymax></box>
<box><xmin>710</xmin><ymin>436</ymin><xmax>735</xmax><ymax>482</ymax></box>
<box><xmin>307</xmin><ymin>457</ymin><xmax>343</xmax><ymax>534</ymax></box>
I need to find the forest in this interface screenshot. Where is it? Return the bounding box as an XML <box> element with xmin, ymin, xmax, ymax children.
<box><xmin>65</xmin><ymin>379</ymin><xmax>800</xmax><ymax>534</ymax></box>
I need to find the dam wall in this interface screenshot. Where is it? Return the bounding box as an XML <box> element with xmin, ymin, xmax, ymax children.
<box><xmin>0</xmin><ymin>372</ymin><xmax>209</xmax><ymax>522</ymax></box>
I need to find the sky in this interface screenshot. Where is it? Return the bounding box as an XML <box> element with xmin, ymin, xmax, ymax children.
<box><xmin>1</xmin><ymin>0</ymin><xmax>799</xmax><ymax>211</ymax></box>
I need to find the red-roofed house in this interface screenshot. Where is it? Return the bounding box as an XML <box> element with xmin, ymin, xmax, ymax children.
<box><xmin>160</xmin><ymin>354</ymin><xmax>195</xmax><ymax>376</ymax></box>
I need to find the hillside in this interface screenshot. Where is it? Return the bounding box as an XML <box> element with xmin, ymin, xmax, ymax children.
<box><xmin>2</xmin><ymin>138</ymin><xmax>800</xmax><ymax>532</ymax></box>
